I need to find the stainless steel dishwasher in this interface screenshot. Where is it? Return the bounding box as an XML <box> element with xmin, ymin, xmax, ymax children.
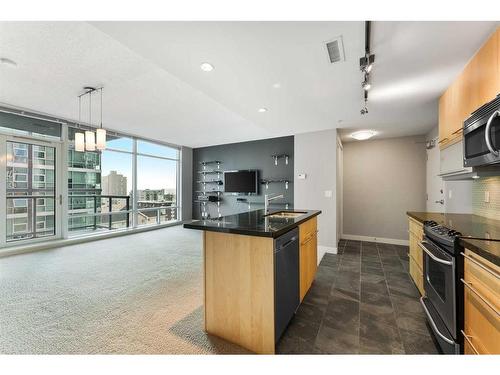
<box><xmin>274</xmin><ymin>227</ymin><xmax>300</xmax><ymax>342</ymax></box>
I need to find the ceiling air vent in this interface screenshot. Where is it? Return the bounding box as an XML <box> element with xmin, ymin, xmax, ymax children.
<box><xmin>325</xmin><ymin>36</ymin><xmax>345</xmax><ymax>64</ymax></box>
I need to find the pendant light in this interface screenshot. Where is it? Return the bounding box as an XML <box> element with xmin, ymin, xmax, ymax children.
<box><xmin>96</xmin><ymin>88</ymin><xmax>106</xmax><ymax>150</ymax></box>
<box><xmin>75</xmin><ymin>95</ymin><xmax>85</xmax><ymax>152</ymax></box>
<box><xmin>74</xmin><ymin>86</ymin><xmax>107</xmax><ymax>152</ymax></box>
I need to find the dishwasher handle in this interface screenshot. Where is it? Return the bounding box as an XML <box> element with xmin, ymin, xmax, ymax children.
<box><xmin>278</xmin><ymin>236</ymin><xmax>298</xmax><ymax>250</ymax></box>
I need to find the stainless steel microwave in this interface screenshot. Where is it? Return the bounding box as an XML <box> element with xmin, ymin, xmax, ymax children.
<box><xmin>463</xmin><ymin>94</ymin><xmax>500</xmax><ymax>167</ymax></box>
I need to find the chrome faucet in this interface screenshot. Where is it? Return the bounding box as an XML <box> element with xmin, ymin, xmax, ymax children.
<box><xmin>264</xmin><ymin>193</ymin><xmax>284</xmax><ymax>213</ymax></box>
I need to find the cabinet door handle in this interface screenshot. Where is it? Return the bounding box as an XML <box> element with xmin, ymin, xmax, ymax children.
<box><xmin>461</xmin><ymin>330</ymin><xmax>480</xmax><ymax>354</ymax></box>
<box><xmin>461</xmin><ymin>278</ymin><xmax>500</xmax><ymax>317</ymax></box>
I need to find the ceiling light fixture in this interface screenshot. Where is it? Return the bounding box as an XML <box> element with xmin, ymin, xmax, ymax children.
<box><xmin>351</xmin><ymin>130</ymin><xmax>376</xmax><ymax>141</ymax></box>
<box><xmin>258</xmin><ymin>108</ymin><xmax>268</xmax><ymax>113</ymax></box>
<box><xmin>200</xmin><ymin>62</ymin><xmax>214</xmax><ymax>72</ymax></box>
<box><xmin>362</xmin><ymin>81</ymin><xmax>371</xmax><ymax>91</ymax></box>
<box><xmin>0</xmin><ymin>57</ymin><xmax>17</xmax><ymax>68</ymax></box>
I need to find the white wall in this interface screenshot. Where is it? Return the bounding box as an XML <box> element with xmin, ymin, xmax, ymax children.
<box><xmin>294</xmin><ymin>129</ymin><xmax>338</xmax><ymax>260</ymax></box>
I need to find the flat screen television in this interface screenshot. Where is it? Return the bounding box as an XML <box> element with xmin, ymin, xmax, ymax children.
<box><xmin>224</xmin><ymin>170</ymin><xmax>259</xmax><ymax>194</ymax></box>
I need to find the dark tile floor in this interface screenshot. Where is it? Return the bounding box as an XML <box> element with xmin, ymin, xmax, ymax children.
<box><xmin>276</xmin><ymin>240</ymin><xmax>441</xmax><ymax>354</ymax></box>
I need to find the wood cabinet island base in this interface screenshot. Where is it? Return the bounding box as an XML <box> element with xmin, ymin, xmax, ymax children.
<box><xmin>203</xmin><ymin>231</ymin><xmax>276</xmax><ymax>354</ymax></box>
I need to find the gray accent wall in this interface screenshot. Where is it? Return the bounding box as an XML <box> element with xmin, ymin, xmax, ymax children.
<box><xmin>343</xmin><ymin>135</ymin><xmax>427</xmax><ymax>241</ymax></box>
<box><xmin>192</xmin><ymin>136</ymin><xmax>294</xmax><ymax>219</ymax></box>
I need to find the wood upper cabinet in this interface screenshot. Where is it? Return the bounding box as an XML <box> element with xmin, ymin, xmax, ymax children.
<box><xmin>299</xmin><ymin>217</ymin><xmax>318</xmax><ymax>301</ymax></box>
<box><xmin>439</xmin><ymin>27</ymin><xmax>500</xmax><ymax>150</ymax></box>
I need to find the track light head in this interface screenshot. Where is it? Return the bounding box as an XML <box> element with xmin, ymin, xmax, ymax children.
<box><xmin>362</xmin><ymin>81</ymin><xmax>371</xmax><ymax>91</ymax></box>
<box><xmin>360</xmin><ymin>106</ymin><xmax>368</xmax><ymax>115</ymax></box>
<box><xmin>359</xmin><ymin>54</ymin><xmax>375</xmax><ymax>70</ymax></box>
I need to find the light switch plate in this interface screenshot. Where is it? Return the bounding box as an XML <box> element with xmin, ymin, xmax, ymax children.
<box><xmin>484</xmin><ymin>191</ymin><xmax>490</xmax><ymax>203</ymax></box>
<box><xmin>324</xmin><ymin>190</ymin><xmax>332</xmax><ymax>198</ymax></box>
<box><xmin>448</xmin><ymin>190</ymin><xmax>452</xmax><ymax>199</ymax></box>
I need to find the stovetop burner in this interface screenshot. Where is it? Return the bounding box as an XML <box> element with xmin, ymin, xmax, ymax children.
<box><xmin>423</xmin><ymin>220</ymin><xmax>462</xmax><ymax>254</ymax></box>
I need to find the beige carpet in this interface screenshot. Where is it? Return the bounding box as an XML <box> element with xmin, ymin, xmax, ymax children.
<box><xmin>0</xmin><ymin>226</ymin><xmax>249</xmax><ymax>354</ymax></box>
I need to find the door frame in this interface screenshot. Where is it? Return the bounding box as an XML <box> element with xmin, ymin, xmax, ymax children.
<box><xmin>0</xmin><ymin>134</ymin><xmax>64</xmax><ymax>247</ymax></box>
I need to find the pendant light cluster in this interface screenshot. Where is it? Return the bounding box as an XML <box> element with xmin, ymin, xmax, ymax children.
<box><xmin>74</xmin><ymin>87</ymin><xmax>106</xmax><ymax>152</ymax></box>
<box><xmin>359</xmin><ymin>21</ymin><xmax>375</xmax><ymax>115</ymax></box>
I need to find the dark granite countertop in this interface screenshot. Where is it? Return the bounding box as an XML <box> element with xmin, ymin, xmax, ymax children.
<box><xmin>184</xmin><ymin>209</ymin><xmax>321</xmax><ymax>238</ymax></box>
<box><xmin>460</xmin><ymin>238</ymin><xmax>500</xmax><ymax>266</ymax></box>
<box><xmin>407</xmin><ymin>211</ymin><xmax>500</xmax><ymax>266</ymax></box>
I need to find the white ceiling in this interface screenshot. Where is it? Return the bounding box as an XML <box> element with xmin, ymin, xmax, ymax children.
<box><xmin>0</xmin><ymin>21</ymin><xmax>497</xmax><ymax>147</ymax></box>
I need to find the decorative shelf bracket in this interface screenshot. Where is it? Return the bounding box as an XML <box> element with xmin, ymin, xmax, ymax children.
<box><xmin>271</xmin><ymin>154</ymin><xmax>289</xmax><ymax>166</ymax></box>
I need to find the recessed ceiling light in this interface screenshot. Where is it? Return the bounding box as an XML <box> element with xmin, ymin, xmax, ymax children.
<box><xmin>272</xmin><ymin>83</ymin><xmax>281</xmax><ymax>89</ymax></box>
<box><xmin>258</xmin><ymin>108</ymin><xmax>268</xmax><ymax>113</ymax></box>
<box><xmin>351</xmin><ymin>130</ymin><xmax>376</xmax><ymax>141</ymax></box>
<box><xmin>0</xmin><ymin>57</ymin><xmax>17</xmax><ymax>68</ymax></box>
<box><xmin>200</xmin><ymin>62</ymin><xmax>214</xmax><ymax>72</ymax></box>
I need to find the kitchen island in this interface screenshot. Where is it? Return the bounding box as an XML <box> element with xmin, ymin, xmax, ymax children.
<box><xmin>184</xmin><ymin>209</ymin><xmax>321</xmax><ymax>354</ymax></box>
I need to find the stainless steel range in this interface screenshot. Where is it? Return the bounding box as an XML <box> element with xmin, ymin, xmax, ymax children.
<box><xmin>420</xmin><ymin>220</ymin><xmax>464</xmax><ymax>354</ymax></box>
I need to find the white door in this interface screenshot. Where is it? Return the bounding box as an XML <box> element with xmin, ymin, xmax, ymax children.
<box><xmin>0</xmin><ymin>135</ymin><xmax>62</xmax><ymax>247</ymax></box>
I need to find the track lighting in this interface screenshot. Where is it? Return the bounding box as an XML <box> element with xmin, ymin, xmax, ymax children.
<box><xmin>359</xmin><ymin>21</ymin><xmax>375</xmax><ymax>115</ymax></box>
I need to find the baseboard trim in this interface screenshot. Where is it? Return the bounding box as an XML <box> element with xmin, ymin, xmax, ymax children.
<box><xmin>318</xmin><ymin>245</ymin><xmax>337</xmax><ymax>265</ymax></box>
<box><xmin>341</xmin><ymin>234</ymin><xmax>409</xmax><ymax>246</ymax></box>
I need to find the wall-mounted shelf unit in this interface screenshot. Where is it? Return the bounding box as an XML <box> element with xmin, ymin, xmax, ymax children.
<box><xmin>271</xmin><ymin>154</ymin><xmax>289</xmax><ymax>166</ymax></box>
<box><xmin>197</xmin><ymin>160</ymin><xmax>224</xmax><ymax>219</ymax></box>
<box><xmin>197</xmin><ymin>170</ymin><xmax>225</xmax><ymax>175</ymax></box>
<box><xmin>197</xmin><ymin>180</ymin><xmax>223</xmax><ymax>185</ymax></box>
<box><xmin>199</xmin><ymin>160</ymin><xmax>222</xmax><ymax>168</ymax></box>
<box><xmin>195</xmin><ymin>190</ymin><xmax>223</xmax><ymax>195</ymax></box>
<box><xmin>260</xmin><ymin>178</ymin><xmax>291</xmax><ymax>190</ymax></box>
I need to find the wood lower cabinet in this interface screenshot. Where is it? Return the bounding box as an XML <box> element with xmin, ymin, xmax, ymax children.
<box><xmin>299</xmin><ymin>217</ymin><xmax>318</xmax><ymax>301</ymax></box>
<box><xmin>439</xmin><ymin>27</ymin><xmax>500</xmax><ymax>150</ymax></box>
<box><xmin>462</xmin><ymin>249</ymin><xmax>500</xmax><ymax>354</ymax></box>
<box><xmin>408</xmin><ymin>217</ymin><xmax>425</xmax><ymax>296</ymax></box>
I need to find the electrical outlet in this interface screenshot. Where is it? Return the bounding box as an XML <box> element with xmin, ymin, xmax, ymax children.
<box><xmin>484</xmin><ymin>191</ymin><xmax>490</xmax><ymax>203</ymax></box>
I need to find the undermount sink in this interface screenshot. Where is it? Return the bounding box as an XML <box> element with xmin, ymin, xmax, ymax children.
<box><xmin>265</xmin><ymin>211</ymin><xmax>307</xmax><ymax>219</ymax></box>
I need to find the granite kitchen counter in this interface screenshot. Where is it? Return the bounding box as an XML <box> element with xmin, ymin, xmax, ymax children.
<box><xmin>184</xmin><ymin>209</ymin><xmax>321</xmax><ymax>238</ymax></box>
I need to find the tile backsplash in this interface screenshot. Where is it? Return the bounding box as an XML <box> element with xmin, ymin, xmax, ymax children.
<box><xmin>472</xmin><ymin>176</ymin><xmax>500</xmax><ymax>220</ymax></box>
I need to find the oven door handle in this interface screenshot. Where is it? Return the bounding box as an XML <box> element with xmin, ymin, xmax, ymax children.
<box><xmin>420</xmin><ymin>297</ymin><xmax>455</xmax><ymax>345</ymax></box>
<box><xmin>419</xmin><ymin>241</ymin><xmax>453</xmax><ymax>266</ymax></box>
<box><xmin>485</xmin><ymin>110</ymin><xmax>499</xmax><ymax>156</ymax></box>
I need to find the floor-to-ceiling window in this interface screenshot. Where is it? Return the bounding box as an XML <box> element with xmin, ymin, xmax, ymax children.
<box><xmin>0</xmin><ymin>108</ymin><xmax>182</xmax><ymax>247</ymax></box>
<box><xmin>136</xmin><ymin>140</ymin><xmax>179</xmax><ymax>226</ymax></box>
<box><xmin>66</xmin><ymin>126</ymin><xmax>180</xmax><ymax>237</ymax></box>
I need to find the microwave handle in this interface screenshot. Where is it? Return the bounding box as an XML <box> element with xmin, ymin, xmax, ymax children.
<box><xmin>485</xmin><ymin>110</ymin><xmax>499</xmax><ymax>156</ymax></box>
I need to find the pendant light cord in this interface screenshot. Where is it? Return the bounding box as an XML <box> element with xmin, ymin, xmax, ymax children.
<box><xmin>100</xmin><ymin>88</ymin><xmax>103</xmax><ymax>129</ymax></box>
<box><xmin>89</xmin><ymin>89</ymin><xmax>92</xmax><ymax>127</ymax></box>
